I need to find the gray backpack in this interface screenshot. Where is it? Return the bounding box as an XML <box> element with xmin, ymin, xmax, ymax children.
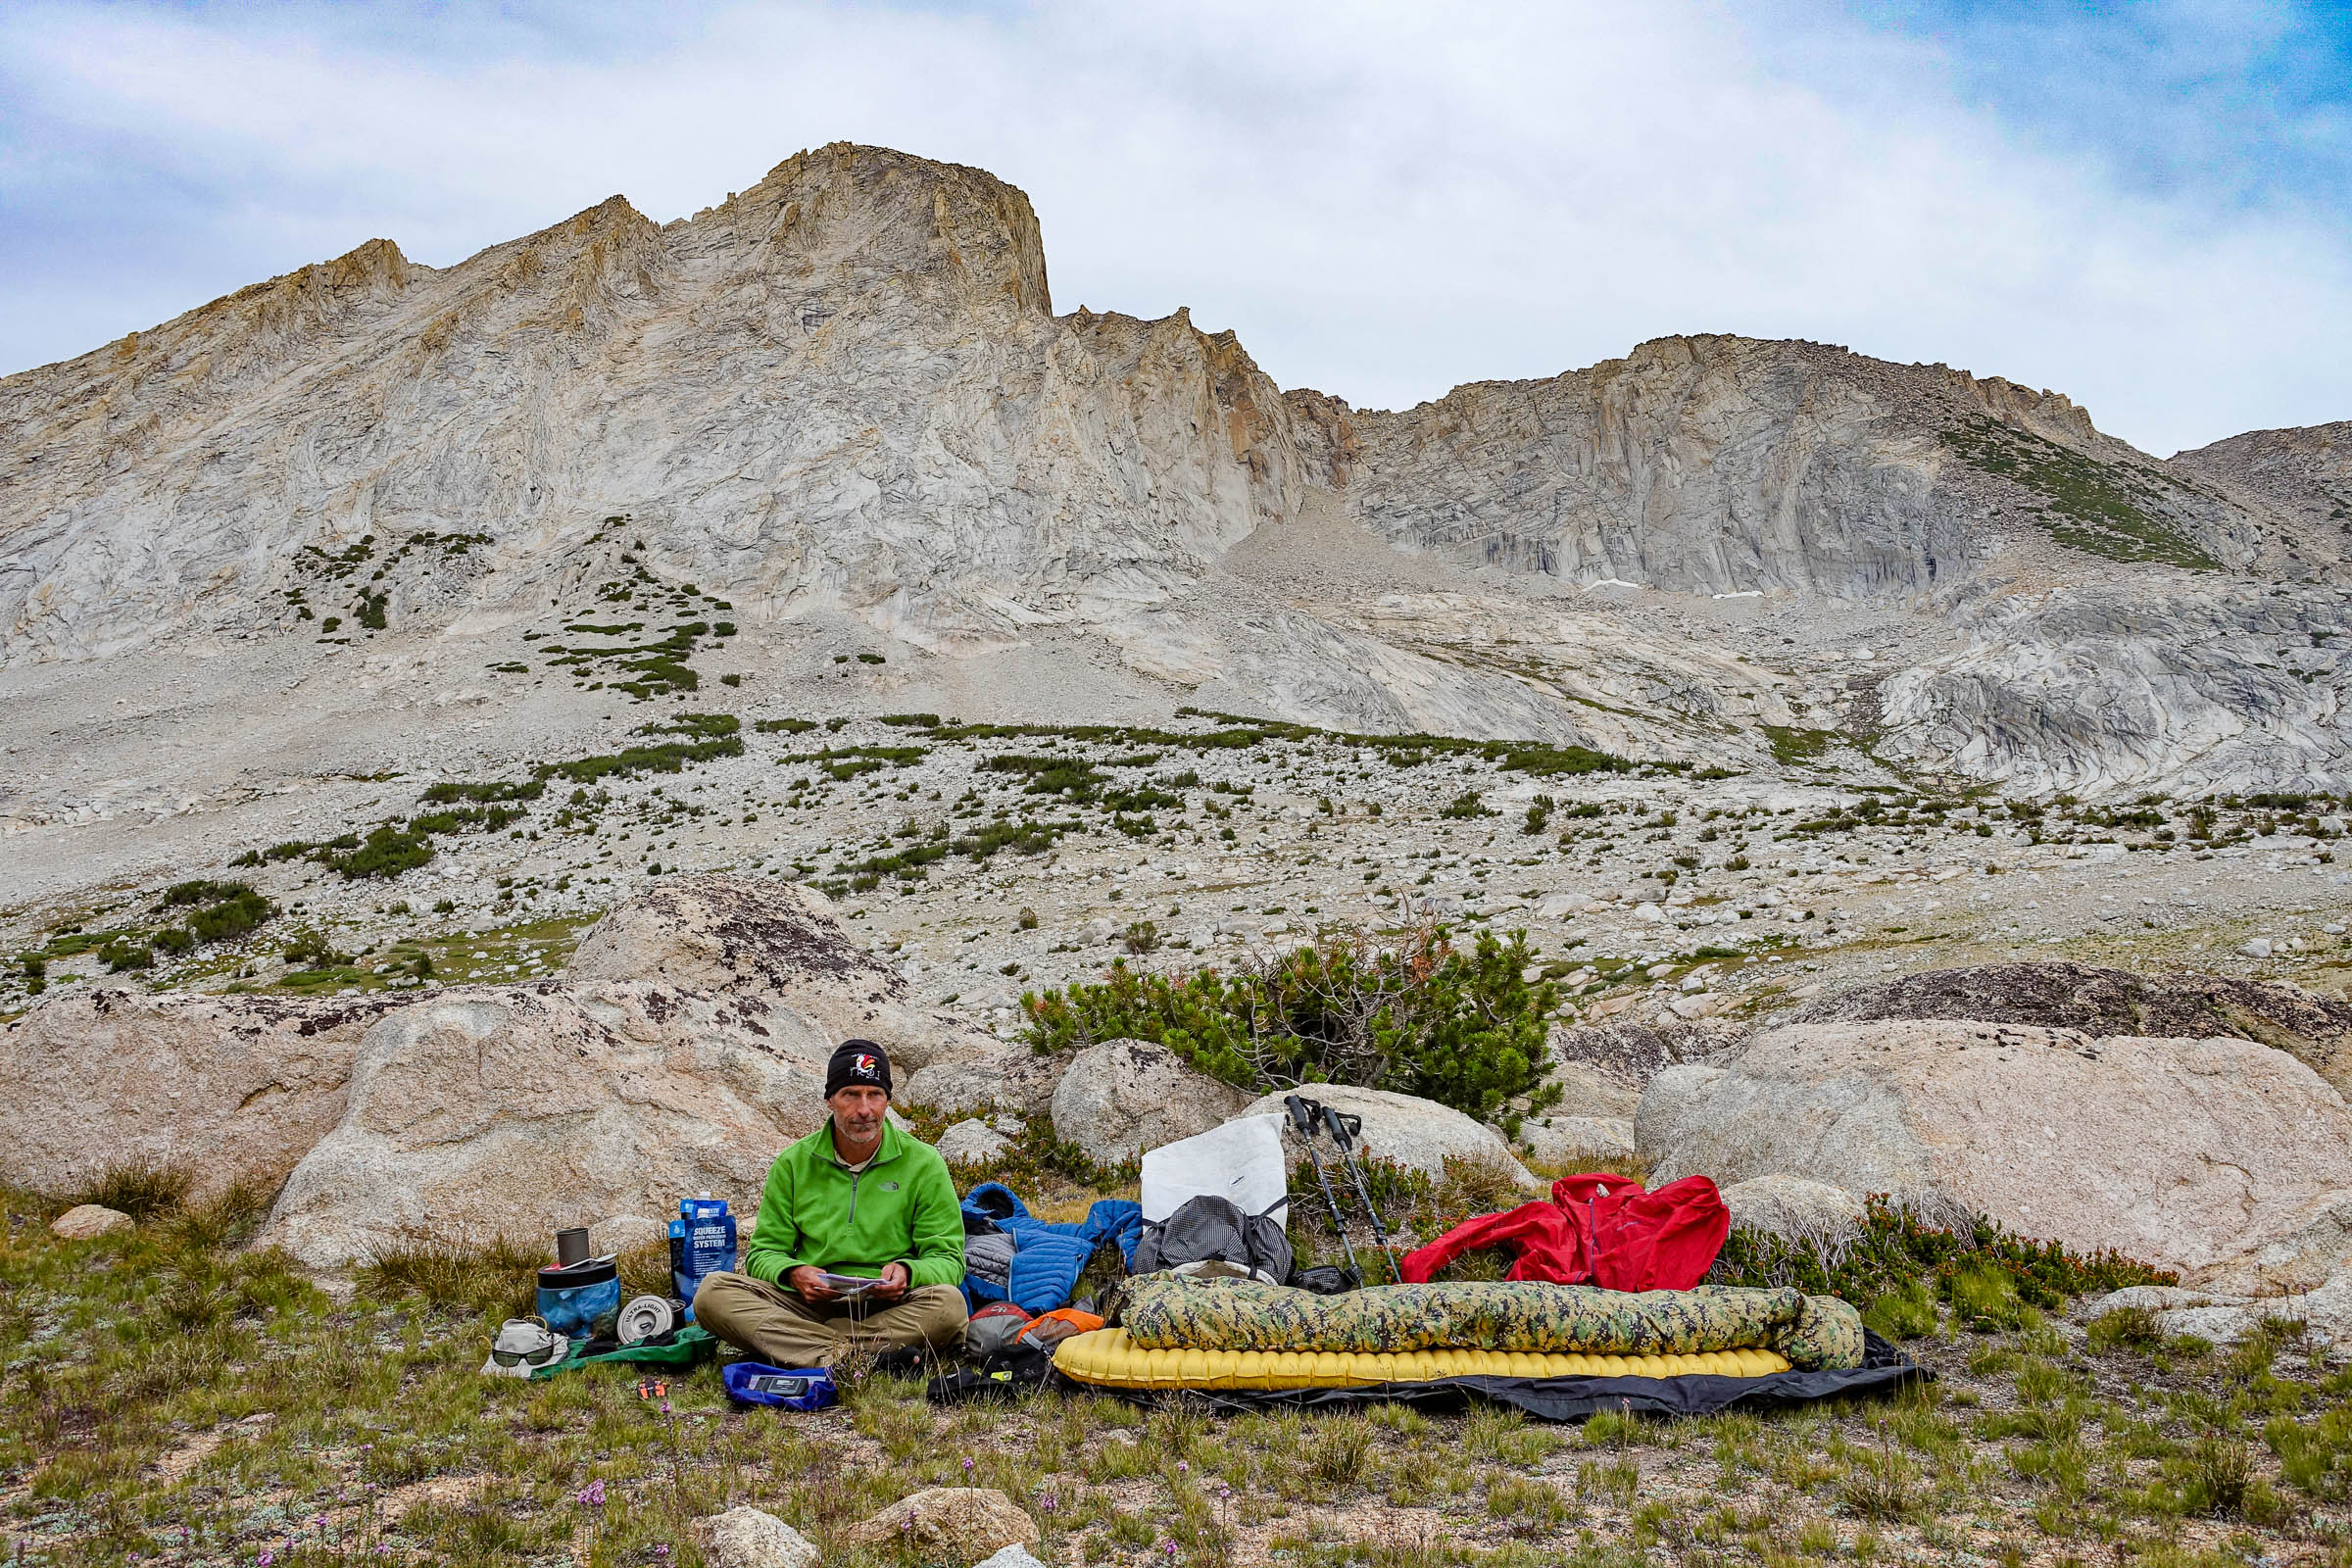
<box><xmin>1129</xmin><ymin>1195</ymin><xmax>1294</xmax><ymax>1285</ymax></box>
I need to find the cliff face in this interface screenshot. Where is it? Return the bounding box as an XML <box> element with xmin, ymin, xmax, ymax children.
<box><xmin>2172</xmin><ymin>422</ymin><xmax>2352</xmax><ymax>559</ymax></box>
<box><xmin>1</xmin><ymin>142</ymin><xmax>2345</xmax><ymax>798</ymax></box>
<box><xmin>0</xmin><ymin>143</ymin><xmax>1305</xmax><ymax>660</ymax></box>
<box><xmin>1330</xmin><ymin>335</ymin><xmax>2263</xmax><ymax>598</ymax></box>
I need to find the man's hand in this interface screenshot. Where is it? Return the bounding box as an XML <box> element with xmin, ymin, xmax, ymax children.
<box><xmin>787</xmin><ymin>1265</ymin><xmax>837</xmax><ymax>1303</ymax></box>
<box><xmin>868</xmin><ymin>1261</ymin><xmax>911</xmax><ymax>1301</ymax></box>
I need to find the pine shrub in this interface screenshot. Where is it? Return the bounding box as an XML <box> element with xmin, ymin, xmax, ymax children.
<box><xmin>1021</xmin><ymin>922</ymin><xmax>1560</xmax><ymax>1122</ymax></box>
<box><xmin>164</xmin><ymin>881</ymin><xmax>276</xmax><ymax>943</ymax></box>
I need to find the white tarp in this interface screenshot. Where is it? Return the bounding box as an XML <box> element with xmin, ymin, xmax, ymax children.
<box><xmin>1139</xmin><ymin>1114</ymin><xmax>1290</xmax><ymax>1224</ymax></box>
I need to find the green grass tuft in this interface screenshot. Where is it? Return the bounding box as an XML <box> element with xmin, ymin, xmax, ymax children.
<box><xmin>70</xmin><ymin>1158</ymin><xmax>195</xmax><ymax>1219</ymax></box>
<box><xmin>357</xmin><ymin>1232</ymin><xmax>548</xmax><ymax>1319</ymax></box>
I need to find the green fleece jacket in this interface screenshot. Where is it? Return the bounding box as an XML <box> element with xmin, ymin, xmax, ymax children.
<box><xmin>742</xmin><ymin>1120</ymin><xmax>964</xmax><ymax>1289</ymax></box>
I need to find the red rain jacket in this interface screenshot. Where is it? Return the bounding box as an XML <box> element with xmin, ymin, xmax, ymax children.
<box><xmin>1398</xmin><ymin>1173</ymin><xmax>1730</xmax><ymax>1292</ymax></box>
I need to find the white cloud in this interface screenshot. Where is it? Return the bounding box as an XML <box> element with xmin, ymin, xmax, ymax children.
<box><xmin>1</xmin><ymin>0</ymin><xmax>2346</xmax><ymax>453</ymax></box>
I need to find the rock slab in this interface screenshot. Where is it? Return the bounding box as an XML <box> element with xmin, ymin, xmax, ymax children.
<box><xmin>934</xmin><ymin>1118</ymin><xmax>1013</xmax><ymax>1167</ymax></box>
<box><xmin>50</xmin><ymin>1203</ymin><xmax>135</xmax><ymax>1240</ymax></box>
<box><xmin>845</xmin><ymin>1488</ymin><xmax>1037</xmax><ymax>1560</ymax></box>
<box><xmin>902</xmin><ymin>1049</ymin><xmax>1067</xmax><ymax>1117</ymax></box>
<box><xmin>1639</xmin><ymin>1019</ymin><xmax>2352</xmax><ymax>1276</ymax></box>
<box><xmin>699</xmin><ymin>1507</ymin><xmax>819</xmax><ymax>1568</ymax></box>
<box><xmin>2193</xmin><ymin>1192</ymin><xmax>2352</xmax><ymax>1297</ymax></box>
<box><xmin>1050</xmin><ymin>1040</ymin><xmax>1251</xmax><ymax>1165</ymax></box>
<box><xmin>564</xmin><ymin>876</ymin><xmax>996</xmax><ymax>1072</ymax></box>
<box><xmin>1236</xmin><ymin>1083</ymin><xmax>1543</xmax><ymax>1191</ymax></box>
<box><xmin>1517</xmin><ymin>1114</ymin><xmax>1636</xmax><ymax>1169</ymax></box>
<box><xmin>2088</xmin><ymin>1276</ymin><xmax>2352</xmax><ymax>1349</ymax></box>
<box><xmin>0</xmin><ymin>989</ymin><xmax>399</xmax><ymax>1202</ymax></box>
<box><xmin>0</xmin><ymin>877</ymin><xmax>1015</xmax><ymax>1266</ymax></box>
<box><xmin>1788</xmin><ymin>961</ymin><xmax>2352</xmax><ymax>1095</ymax></box>
<box><xmin>1718</xmin><ymin>1174</ymin><xmax>1868</xmax><ymax>1250</ymax></box>
<box><xmin>259</xmin><ymin>981</ymin><xmax>829</xmax><ymax>1268</ymax></box>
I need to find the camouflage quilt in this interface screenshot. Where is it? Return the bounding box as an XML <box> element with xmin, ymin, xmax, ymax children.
<box><xmin>1117</xmin><ymin>1275</ymin><xmax>1865</xmax><ymax>1371</ymax></box>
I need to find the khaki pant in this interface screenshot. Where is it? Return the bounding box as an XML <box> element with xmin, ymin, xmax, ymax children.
<box><xmin>692</xmin><ymin>1271</ymin><xmax>967</xmax><ymax>1367</ymax></box>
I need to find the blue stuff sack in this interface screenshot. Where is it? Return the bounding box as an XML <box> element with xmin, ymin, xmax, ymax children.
<box><xmin>536</xmin><ymin>1258</ymin><xmax>621</xmax><ymax>1339</ymax></box>
<box><xmin>722</xmin><ymin>1361</ymin><xmax>837</xmax><ymax>1411</ymax></box>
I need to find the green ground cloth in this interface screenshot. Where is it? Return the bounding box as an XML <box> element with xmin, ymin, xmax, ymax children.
<box><xmin>530</xmin><ymin>1325</ymin><xmax>720</xmax><ymax>1380</ymax></box>
<box><xmin>1118</xmin><ymin>1277</ymin><xmax>1865</xmax><ymax>1371</ymax></box>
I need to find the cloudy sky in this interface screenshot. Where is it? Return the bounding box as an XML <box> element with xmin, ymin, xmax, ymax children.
<box><xmin>1</xmin><ymin>0</ymin><xmax>2345</xmax><ymax>455</ymax></box>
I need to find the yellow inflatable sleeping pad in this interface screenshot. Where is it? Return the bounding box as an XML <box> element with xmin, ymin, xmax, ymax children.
<box><xmin>1052</xmin><ymin>1327</ymin><xmax>1791</xmax><ymax>1390</ymax></box>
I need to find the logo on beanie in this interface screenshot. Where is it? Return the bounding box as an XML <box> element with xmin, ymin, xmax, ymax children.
<box><xmin>826</xmin><ymin>1040</ymin><xmax>890</xmax><ymax>1099</ymax></box>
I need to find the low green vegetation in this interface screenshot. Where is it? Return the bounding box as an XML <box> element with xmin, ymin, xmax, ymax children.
<box><xmin>519</xmin><ymin>546</ymin><xmax>735</xmax><ymax>698</ymax></box>
<box><xmin>540</xmin><ymin>617</ymin><xmax>710</xmax><ymax>698</ymax></box>
<box><xmin>1491</xmin><ymin>742</ymin><xmax>1636</xmax><ymax>779</ymax></box>
<box><xmin>719</xmin><ymin>711</ymin><xmax>1650</xmax><ymax>914</ymax></box>
<box><xmin>1710</xmin><ymin>1198</ymin><xmax>2177</xmax><ymax>1339</ymax></box>
<box><xmin>152</xmin><ymin>880</ymin><xmax>276</xmax><ymax>949</ymax></box>
<box><xmin>542</xmin><ymin>712</ymin><xmax>744</xmax><ymax>785</ymax></box>
<box><xmin>914</xmin><ymin>710</ymin><xmax>1638</xmax><ymax>784</ymax></box>
<box><xmin>980</xmin><ymin>753</ymin><xmax>1185</xmax><ymax>816</ymax></box>
<box><xmin>791</xmin><ymin>744</ymin><xmax>931</xmax><ymax>782</ymax></box>
<box><xmin>14</xmin><ymin>883</ymin><xmax>281</xmax><ymax>985</ymax></box>
<box><xmin>1172</xmin><ymin>709</ymin><xmax>1636</xmax><ymax>779</ymax></box>
<box><xmin>291</xmin><ymin>530</ymin><xmax>497</xmax><ymax>643</ymax></box>
<box><xmin>1940</xmin><ymin>416</ymin><xmax>2220</xmax><ymax>570</ymax></box>
<box><xmin>236</xmin><ymin>786</ymin><xmax>539</xmax><ymax>882</ymax></box>
<box><xmin>418</xmin><ymin>779</ymin><xmax>546</xmax><ymax>806</ymax></box>
<box><xmin>296</xmin><ymin>535</ymin><xmax>375</xmax><ymax>584</ymax></box>
<box><xmin>246</xmin><ymin>914</ymin><xmax>599</xmax><ymax>995</ymax></box>
<box><xmin>10</xmin><ymin>1158</ymin><xmax>2350</xmax><ymax>1568</ymax></box>
<box><xmin>1762</xmin><ymin>725</ymin><xmax>1837</xmax><ymax>765</ymax></box>
<box><xmin>950</xmin><ymin>815</ymin><xmax>1068</xmax><ymax>861</ymax></box>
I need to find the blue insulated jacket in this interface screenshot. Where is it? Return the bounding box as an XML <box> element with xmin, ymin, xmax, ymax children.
<box><xmin>958</xmin><ymin>1182</ymin><xmax>1143</xmax><ymax>1313</ymax></box>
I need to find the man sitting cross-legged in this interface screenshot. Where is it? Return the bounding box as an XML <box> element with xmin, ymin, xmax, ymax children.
<box><xmin>693</xmin><ymin>1040</ymin><xmax>967</xmax><ymax>1367</ymax></box>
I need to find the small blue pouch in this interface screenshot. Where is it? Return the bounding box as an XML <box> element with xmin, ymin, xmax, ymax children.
<box><xmin>722</xmin><ymin>1361</ymin><xmax>838</xmax><ymax>1411</ymax></box>
<box><xmin>536</xmin><ymin>1258</ymin><xmax>621</xmax><ymax>1339</ymax></box>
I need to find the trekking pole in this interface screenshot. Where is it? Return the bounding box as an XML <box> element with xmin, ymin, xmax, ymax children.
<box><xmin>1318</xmin><ymin>1104</ymin><xmax>1402</xmax><ymax>1283</ymax></box>
<box><xmin>1284</xmin><ymin>1094</ymin><xmax>1362</xmax><ymax>1283</ymax></box>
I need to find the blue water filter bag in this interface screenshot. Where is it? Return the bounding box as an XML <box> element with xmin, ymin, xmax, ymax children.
<box><xmin>673</xmin><ymin>1194</ymin><xmax>737</xmax><ymax>1314</ymax></box>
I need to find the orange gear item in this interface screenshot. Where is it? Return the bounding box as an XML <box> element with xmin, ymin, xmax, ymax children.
<box><xmin>1017</xmin><ymin>1307</ymin><xmax>1105</xmax><ymax>1348</ymax></box>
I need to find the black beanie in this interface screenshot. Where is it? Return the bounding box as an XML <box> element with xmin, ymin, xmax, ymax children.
<box><xmin>825</xmin><ymin>1039</ymin><xmax>892</xmax><ymax>1099</ymax></box>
